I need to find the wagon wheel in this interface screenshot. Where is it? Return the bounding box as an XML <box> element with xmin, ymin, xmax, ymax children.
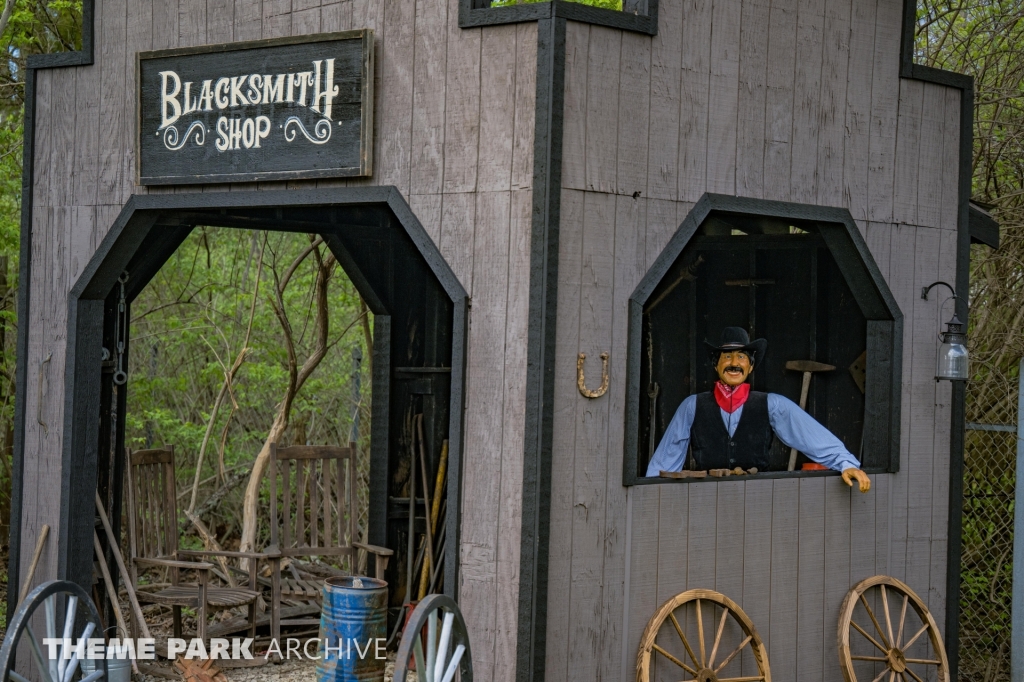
<box><xmin>393</xmin><ymin>594</ymin><xmax>473</xmax><ymax>682</ymax></box>
<box><xmin>837</xmin><ymin>576</ymin><xmax>949</xmax><ymax>682</ymax></box>
<box><xmin>636</xmin><ymin>588</ymin><xmax>770</xmax><ymax>682</ymax></box>
<box><xmin>0</xmin><ymin>580</ymin><xmax>107</xmax><ymax>682</ymax></box>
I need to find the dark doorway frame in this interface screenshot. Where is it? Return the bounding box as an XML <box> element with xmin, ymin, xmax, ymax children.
<box><xmin>56</xmin><ymin>187</ymin><xmax>468</xmax><ymax>605</ymax></box>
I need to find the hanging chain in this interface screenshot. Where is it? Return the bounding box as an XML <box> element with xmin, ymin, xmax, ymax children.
<box><xmin>112</xmin><ymin>272</ymin><xmax>129</xmax><ymax>385</ymax></box>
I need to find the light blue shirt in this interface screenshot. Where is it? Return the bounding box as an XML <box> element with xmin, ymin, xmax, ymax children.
<box><xmin>646</xmin><ymin>392</ymin><xmax>861</xmax><ymax>477</ymax></box>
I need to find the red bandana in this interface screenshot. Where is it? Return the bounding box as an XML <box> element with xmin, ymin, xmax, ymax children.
<box><xmin>714</xmin><ymin>381</ymin><xmax>750</xmax><ymax>414</ymax></box>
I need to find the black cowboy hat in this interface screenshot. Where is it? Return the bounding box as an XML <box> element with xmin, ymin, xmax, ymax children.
<box><xmin>703</xmin><ymin>327</ymin><xmax>768</xmax><ymax>365</ymax></box>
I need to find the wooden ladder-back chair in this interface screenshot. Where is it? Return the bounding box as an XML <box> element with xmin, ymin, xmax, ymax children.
<box><xmin>126</xmin><ymin>445</ymin><xmax>269</xmax><ymax>644</ymax></box>
<box><xmin>267</xmin><ymin>442</ymin><xmax>392</xmax><ymax>640</ymax></box>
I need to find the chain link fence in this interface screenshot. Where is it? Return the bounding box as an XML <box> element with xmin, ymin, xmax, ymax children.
<box><xmin>959</xmin><ymin>423</ymin><xmax>1017</xmax><ymax>682</ymax></box>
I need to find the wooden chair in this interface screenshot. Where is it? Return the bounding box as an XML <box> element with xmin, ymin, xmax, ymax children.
<box><xmin>126</xmin><ymin>445</ymin><xmax>270</xmax><ymax>644</ymax></box>
<box><xmin>267</xmin><ymin>442</ymin><xmax>393</xmax><ymax>642</ymax></box>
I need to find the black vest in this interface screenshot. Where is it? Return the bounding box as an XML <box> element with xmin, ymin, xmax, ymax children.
<box><xmin>690</xmin><ymin>390</ymin><xmax>773</xmax><ymax>471</ymax></box>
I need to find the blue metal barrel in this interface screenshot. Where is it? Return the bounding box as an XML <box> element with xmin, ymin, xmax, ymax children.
<box><xmin>317</xmin><ymin>576</ymin><xmax>388</xmax><ymax>682</ymax></box>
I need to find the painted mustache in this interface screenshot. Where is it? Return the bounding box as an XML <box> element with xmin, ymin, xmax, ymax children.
<box><xmin>723</xmin><ymin>366</ymin><xmax>745</xmax><ymax>373</ymax></box>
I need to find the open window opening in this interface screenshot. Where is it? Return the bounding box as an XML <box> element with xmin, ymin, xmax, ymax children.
<box><xmin>624</xmin><ymin>196</ymin><xmax>902</xmax><ymax>485</ymax></box>
<box><xmin>72</xmin><ymin>194</ymin><xmax>465</xmax><ymax>643</ymax></box>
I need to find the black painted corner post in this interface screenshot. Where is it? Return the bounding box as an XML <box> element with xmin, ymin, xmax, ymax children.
<box><xmin>60</xmin><ymin>298</ymin><xmax>106</xmax><ymax>591</ymax></box>
<box><xmin>945</xmin><ymin>71</ymin><xmax>975</xmax><ymax>682</ymax></box>
<box><xmin>517</xmin><ymin>14</ymin><xmax>566</xmax><ymax>682</ymax></box>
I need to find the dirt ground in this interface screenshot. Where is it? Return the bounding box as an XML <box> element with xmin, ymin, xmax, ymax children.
<box><xmin>135</xmin><ymin>651</ymin><xmax>406</xmax><ymax>682</ymax></box>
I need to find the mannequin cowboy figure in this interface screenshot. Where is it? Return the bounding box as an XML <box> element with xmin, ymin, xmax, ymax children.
<box><xmin>646</xmin><ymin>327</ymin><xmax>872</xmax><ymax>492</ymax></box>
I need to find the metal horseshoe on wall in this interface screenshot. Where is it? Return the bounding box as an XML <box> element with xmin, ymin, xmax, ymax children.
<box><xmin>577</xmin><ymin>351</ymin><xmax>610</xmax><ymax>399</ymax></box>
<box><xmin>37</xmin><ymin>352</ymin><xmax>51</xmax><ymax>434</ymax></box>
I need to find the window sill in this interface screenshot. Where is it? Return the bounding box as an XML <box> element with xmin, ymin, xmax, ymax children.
<box><xmin>625</xmin><ymin>468</ymin><xmax>891</xmax><ymax>486</ymax></box>
<box><xmin>459</xmin><ymin>0</ymin><xmax>658</xmax><ymax>35</ymax></box>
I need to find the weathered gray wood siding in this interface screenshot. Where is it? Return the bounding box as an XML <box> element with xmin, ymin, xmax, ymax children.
<box><xmin>545</xmin><ymin>0</ymin><xmax>961</xmax><ymax>679</ymax></box>
<box><xmin>20</xmin><ymin>3</ymin><xmax>535</xmax><ymax>679</ymax></box>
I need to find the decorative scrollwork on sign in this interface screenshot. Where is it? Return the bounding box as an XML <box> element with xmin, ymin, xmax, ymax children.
<box><xmin>162</xmin><ymin>121</ymin><xmax>207</xmax><ymax>150</ymax></box>
<box><xmin>577</xmin><ymin>351</ymin><xmax>610</xmax><ymax>399</ymax></box>
<box><xmin>283</xmin><ymin>116</ymin><xmax>332</xmax><ymax>145</ymax></box>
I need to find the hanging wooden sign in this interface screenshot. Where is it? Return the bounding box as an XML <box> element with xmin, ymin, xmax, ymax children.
<box><xmin>137</xmin><ymin>30</ymin><xmax>374</xmax><ymax>185</ymax></box>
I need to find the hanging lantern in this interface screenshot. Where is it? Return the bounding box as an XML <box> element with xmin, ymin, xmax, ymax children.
<box><xmin>922</xmin><ymin>281</ymin><xmax>970</xmax><ymax>382</ymax></box>
<box><xmin>935</xmin><ymin>313</ymin><xmax>969</xmax><ymax>381</ymax></box>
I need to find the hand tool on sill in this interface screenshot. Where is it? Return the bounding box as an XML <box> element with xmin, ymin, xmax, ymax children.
<box><xmin>785</xmin><ymin>360</ymin><xmax>836</xmax><ymax>470</ymax></box>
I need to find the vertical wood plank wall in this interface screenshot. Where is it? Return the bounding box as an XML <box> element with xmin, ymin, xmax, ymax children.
<box><xmin>19</xmin><ymin>2</ymin><xmax>535</xmax><ymax>679</ymax></box>
<box><xmin>546</xmin><ymin>0</ymin><xmax>961</xmax><ymax>680</ymax></box>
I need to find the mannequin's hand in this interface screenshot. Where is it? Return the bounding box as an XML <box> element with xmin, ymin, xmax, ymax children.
<box><xmin>842</xmin><ymin>468</ymin><xmax>871</xmax><ymax>493</ymax></box>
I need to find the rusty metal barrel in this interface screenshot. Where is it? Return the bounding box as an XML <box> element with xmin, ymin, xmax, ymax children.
<box><xmin>316</xmin><ymin>576</ymin><xmax>388</xmax><ymax>682</ymax></box>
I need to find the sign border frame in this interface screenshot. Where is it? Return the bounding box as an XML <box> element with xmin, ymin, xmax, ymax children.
<box><xmin>136</xmin><ymin>29</ymin><xmax>375</xmax><ymax>186</ymax></box>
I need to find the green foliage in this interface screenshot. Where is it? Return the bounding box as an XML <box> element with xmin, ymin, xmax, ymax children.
<box><xmin>127</xmin><ymin>228</ymin><xmax>372</xmax><ymax>548</ymax></box>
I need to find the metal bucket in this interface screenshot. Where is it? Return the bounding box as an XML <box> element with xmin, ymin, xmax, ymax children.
<box><xmin>80</xmin><ymin>646</ymin><xmax>130</xmax><ymax>682</ymax></box>
<box><xmin>316</xmin><ymin>576</ymin><xmax>388</xmax><ymax>682</ymax></box>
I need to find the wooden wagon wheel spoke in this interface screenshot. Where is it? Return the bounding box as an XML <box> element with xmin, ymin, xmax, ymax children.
<box><xmin>651</xmin><ymin>644</ymin><xmax>698</xmax><ymax>676</ymax></box>
<box><xmin>902</xmin><ymin>667</ymin><xmax>925</xmax><ymax>682</ymax></box>
<box><xmin>708</xmin><ymin>607</ymin><xmax>730</xmax><ymax>668</ymax></box>
<box><xmin>901</xmin><ymin>623</ymin><xmax>930</xmax><ymax>651</ymax></box>
<box><xmin>896</xmin><ymin>594</ymin><xmax>909</xmax><ymax>647</ymax></box>
<box><xmin>669</xmin><ymin>612</ymin><xmax>701</xmax><ymax>669</ymax></box>
<box><xmin>880</xmin><ymin>585</ymin><xmax>895</xmax><ymax>647</ymax></box>
<box><xmin>696</xmin><ymin>599</ymin><xmax>707</xmax><ymax>668</ymax></box>
<box><xmin>24</xmin><ymin>626</ymin><xmax>53</xmax><ymax>682</ymax></box>
<box><xmin>850</xmin><ymin>620</ymin><xmax>889</xmax><ymax>653</ymax></box>
<box><xmin>714</xmin><ymin>635</ymin><xmax>752</xmax><ymax>674</ymax></box>
<box><xmin>858</xmin><ymin>594</ymin><xmax>892</xmax><ymax>649</ymax></box>
<box><xmin>838</xmin><ymin>576</ymin><xmax>949</xmax><ymax>682</ymax></box>
<box><xmin>636</xmin><ymin>589</ymin><xmax>770</xmax><ymax>682</ymax></box>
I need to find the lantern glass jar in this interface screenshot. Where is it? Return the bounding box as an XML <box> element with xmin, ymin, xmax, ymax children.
<box><xmin>935</xmin><ymin>315</ymin><xmax>969</xmax><ymax>381</ymax></box>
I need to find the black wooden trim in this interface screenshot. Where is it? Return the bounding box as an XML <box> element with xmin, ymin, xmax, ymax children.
<box><xmin>459</xmin><ymin>0</ymin><xmax>657</xmax><ymax>35</ymax></box>
<box><xmin>59</xmin><ymin>299</ymin><xmax>105</xmax><ymax>586</ymax></box>
<box><xmin>8</xmin><ymin>0</ymin><xmax>95</xmax><ymax>622</ymax></box>
<box><xmin>7</xmin><ymin>67</ymin><xmax>35</xmax><ymax>622</ymax></box>
<box><xmin>445</xmin><ymin>297</ymin><xmax>469</xmax><ymax>598</ymax></box>
<box><xmin>459</xmin><ymin>0</ymin><xmax>552</xmax><ymax>27</ymax></box>
<box><xmin>368</xmin><ymin>315</ymin><xmax>391</xmax><ymax>548</ymax></box>
<box><xmin>622</xmin><ymin>194</ymin><xmax>903</xmax><ymax>487</ymax></box>
<box><xmin>321</xmin><ymin>233</ymin><xmax>390</xmax><ymax>314</ymax></box>
<box><xmin>969</xmin><ymin>203</ymin><xmax>999</xmax><ymax>248</ymax></box>
<box><xmin>898</xmin><ymin>3</ymin><xmax>974</xmax><ymax>676</ymax></box>
<box><xmin>516</xmin><ymin>15</ymin><xmax>566</xmax><ymax>682</ymax></box>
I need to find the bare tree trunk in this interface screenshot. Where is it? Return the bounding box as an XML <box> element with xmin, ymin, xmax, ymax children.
<box><xmin>238</xmin><ymin>243</ymin><xmax>335</xmax><ymax>560</ymax></box>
